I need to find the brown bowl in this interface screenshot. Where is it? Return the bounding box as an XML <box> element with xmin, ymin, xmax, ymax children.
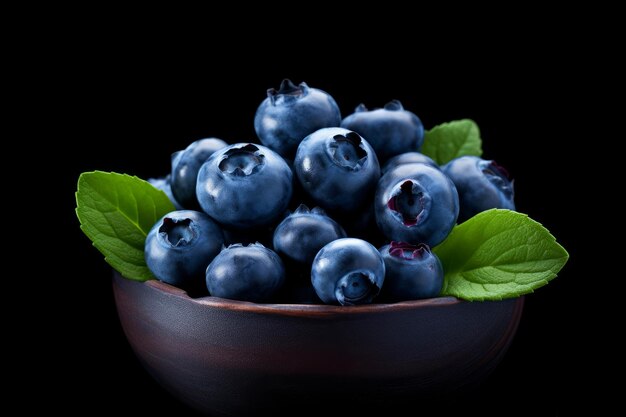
<box><xmin>113</xmin><ymin>272</ymin><xmax>523</xmax><ymax>415</ymax></box>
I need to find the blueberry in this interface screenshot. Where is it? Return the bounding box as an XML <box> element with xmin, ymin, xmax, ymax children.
<box><xmin>148</xmin><ymin>175</ymin><xmax>183</xmax><ymax>210</ymax></box>
<box><xmin>222</xmin><ymin>225</ymin><xmax>274</xmax><ymax>248</ymax></box>
<box><xmin>170</xmin><ymin>138</ymin><xmax>228</xmax><ymax>209</ymax></box>
<box><xmin>379</xmin><ymin>242</ymin><xmax>443</xmax><ymax>301</ymax></box>
<box><xmin>171</xmin><ymin>150</ymin><xmax>183</xmax><ymax>171</ymax></box>
<box><xmin>375</xmin><ymin>163</ymin><xmax>459</xmax><ymax>247</ymax></box>
<box><xmin>145</xmin><ymin>210</ymin><xmax>224</xmax><ymax>290</ymax></box>
<box><xmin>341</xmin><ymin>100</ymin><xmax>424</xmax><ymax>162</ymax></box>
<box><xmin>273</xmin><ymin>204</ymin><xmax>346</xmax><ymax>265</ymax></box>
<box><xmin>381</xmin><ymin>152</ymin><xmax>439</xmax><ymax>175</ymax></box>
<box><xmin>254</xmin><ymin>79</ymin><xmax>341</xmax><ymax>160</ymax></box>
<box><xmin>442</xmin><ymin>156</ymin><xmax>515</xmax><ymax>222</ymax></box>
<box><xmin>311</xmin><ymin>238</ymin><xmax>385</xmax><ymax>305</ymax></box>
<box><xmin>294</xmin><ymin>127</ymin><xmax>380</xmax><ymax>213</ymax></box>
<box><xmin>206</xmin><ymin>243</ymin><xmax>285</xmax><ymax>303</ymax></box>
<box><xmin>196</xmin><ymin>143</ymin><xmax>293</xmax><ymax>229</ymax></box>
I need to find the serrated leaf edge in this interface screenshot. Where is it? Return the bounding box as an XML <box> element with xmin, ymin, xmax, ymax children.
<box><xmin>75</xmin><ymin>171</ymin><xmax>175</xmax><ymax>281</ymax></box>
<box><xmin>436</xmin><ymin>209</ymin><xmax>569</xmax><ymax>301</ymax></box>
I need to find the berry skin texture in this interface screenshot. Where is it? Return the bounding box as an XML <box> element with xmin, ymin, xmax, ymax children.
<box><xmin>341</xmin><ymin>100</ymin><xmax>424</xmax><ymax>163</ymax></box>
<box><xmin>273</xmin><ymin>204</ymin><xmax>347</xmax><ymax>265</ymax></box>
<box><xmin>196</xmin><ymin>143</ymin><xmax>293</xmax><ymax>229</ymax></box>
<box><xmin>170</xmin><ymin>138</ymin><xmax>228</xmax><ymax>209</ymax></box>
<box><xmin>375</xmin><ymin>163</ymin><xmax>459</xmax><ymax>247</ymax></box>
<box><xmin>379</xmin><ymin>242</ymin><xmax>443</xmax><ymax>301</ymax></box>
<box><xmin>145</xmin><ymin>210</ymin><xmax>224</xmax><ymax>289</ymax></box>
<box><xmin>148</xmin><ymin>175</ymin><xmax>183</xmax><ymax>210</ymax></box>
<box><xmin>294</xmin><ymin>127</ymin><xmax>380</xmax><ymax>213</ymax></box>
<box><xmin>254</xmin><ymin>79</ymin><xmax>341</xmax><ymax>160</ymax></box>
<box><xmin>381</xmin><ymin>152</ymin><xmax>439</xmax><ymax>176</ymax></box>
<box><xmin>311</xmin><ymin>238</ymin><xmax>385</xmax><ymax>305</ymax></box>
<box><xmin>442</xmin><ymin>156</ymin><xmax>515</xmax><ymax>223</ymax></box>
<box><xmin>206</xmin><ymin>243</ymin><xmax>285</xmax><ymax>303</ymax></box>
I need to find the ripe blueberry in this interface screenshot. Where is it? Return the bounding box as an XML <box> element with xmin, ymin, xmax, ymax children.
<box><xmin>442</xmin><ymin>156</ymin><xmax>515</xmax><ymax>222</ymax></box>
<box><xmin>145</xmin><ymin>210</ymin><xmax>224</xmax><ymax>290</ymax></box>
<box><xmin>341</xmin><ymin>100</ymin><xmax>424</xmax><ymax>162</ymax></box>
<box><xmin>254</xmin><ymin>79</ymin><xmax>341</xmax><ymax>160</ymax></box>
<box><xmin>206</xmin><ymin>243</ymin><xmax>285</xmax><ymax>302</ymax></box>
<box><xmin>170</xmin><ymin>138</ymin><xmax>228</xmax><ymax>209</ymax></box>
<box><xmin>294</xmin><ymin>127</ymin><xmax>380</xmax><ymax>213</ymax></box>
<box><xmin>196</xmin><ymin>143</ymin><xmax>293</xmax><ymax>229</ymax></box>
<box><xmin>379</xmin><ymin>241</ymin><xmax>443</xmax><ymax>301</ymax></box>
<box><xmin>375</xmin><ymin>163</ymin><xmax>459</xmax><ymax>247</ymax></box>
<box><xmin>311</xmin><ymin>238</ymin><xmax>385</xmax><ymax>305</ymax></box>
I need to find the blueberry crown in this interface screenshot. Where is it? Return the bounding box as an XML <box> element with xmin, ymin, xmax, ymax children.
<box><xmin>267</xmin><ymin>79</ymin><xmax>309</xmax><ymax>104</ymax></box>
<box><xmin>159</xmin><ymin>217</ymin><xmax>196</xmax><ymax>247</ymax></box>
<box><xmin>218</xmin><ymin>144</ymin><xmax>266</xmax><ymax>176</ymax></box>
<box><xmin>388</xmin><ymin>241</ymin><xmax>431</xmax><ymax>260</ymax></box>
<box><xmin>292</xmin><ymin>203</ymin><xmax>328</xmax><ymax>217</ymax></box>
<box><xmin>328</xmin><ymin>132</ymin><xmax>368</xmax><ymax>170</ymax></box>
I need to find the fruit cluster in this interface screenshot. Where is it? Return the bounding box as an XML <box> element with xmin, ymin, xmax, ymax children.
<box><xmin>145</xmin><ymin>79</ymin><xmax>515</xmax><ymax>305</ymax></box>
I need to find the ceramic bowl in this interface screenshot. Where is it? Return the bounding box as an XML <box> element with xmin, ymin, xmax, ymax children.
<box><xmin>113</xmin><ymin>272</ymin><xmax>523</xmax><ymax>415</ymax></box>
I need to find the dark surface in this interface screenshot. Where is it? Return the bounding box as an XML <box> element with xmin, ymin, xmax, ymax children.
<box><xmin>54</xmin><ymin>58</ymin><xmax>588</xmax><ymax>415</ymax></box>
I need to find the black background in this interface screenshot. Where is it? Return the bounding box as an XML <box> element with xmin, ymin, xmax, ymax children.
<box><xmin>54</xmin><ymin>50</ymin><xmax>589</xmax><ymax>415</ymax></box>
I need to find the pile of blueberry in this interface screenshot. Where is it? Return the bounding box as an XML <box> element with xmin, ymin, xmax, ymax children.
<box><xmin>145</xmin><ymin>79</ymin><xmax>515</xmax><ymax>305</ymax></box>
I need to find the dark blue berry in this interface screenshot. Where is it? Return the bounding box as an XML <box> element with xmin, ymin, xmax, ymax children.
<box><xmin>341</xmin><ymin>100</ymin><xmax>424</xmax><ymax>162</ymax></box>
<box><xmin>311</xmin><ymin>238</ymin><xmax>385</xmax><ymax>305</ymax></box>
<box><xmin>273</xmin><ymin>204</ymin><xmax>346</xmax><ymax>265</ymax></box>
<box><xmin>254</xmin><ymin>79</ymin><xmax>341</xmax><ymax>160</ymax></box>
<box><xmin>206</xmin><ymin>243</ymin><xmax>285</xmax><ymax>302</ymax></box>
<box><xmin>375</xmin><ymin>163</ymin><xmax>459</xmax><ymax>247</ymax></box>
<box><xmin>381</xmin><ymin>152</ymin><xmax>439</xmax><ymax>175</ymax></box>
<box><xmin>442</xmin><ymin>156</ymin><xmax>515</xmax><ymax>222</ymax></box>
<box><xmin>294</xmin><ymin>128</ymin><xmax>380</xmax><ymax>213</ymax></box>
<box><xmin>170</xmin><ymin>138</ymin><xmax>228</xmax><ymax>209</ymax></box>
<box><xmin>196</xmin><ymin>143</ymin><xmax>293</xmax><ymax>229</ymax></box>
<box><xmin>145</xmin><ymin>210</ymin><xmax>224</xmax><ymax>290</ymax></box>
<box><xmin>379</xmin><ymin>241</ymin><xmax>443</xmax><ymax>301</ymax></box>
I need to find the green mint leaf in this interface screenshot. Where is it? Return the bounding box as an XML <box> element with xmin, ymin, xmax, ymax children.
<box><xmin>75</xmin><ymin>171</ymin><xmax>175</xmax><ymax>281</ymax></box>
<box><xmin>422</xmin><ymin>119</ymin><xmax>483</xmax><ymax>165</ymax></box>
<box><xmin>435</xmin><ymin>209</ymin><xmax>569</xmax><ymax>301</ymax></box>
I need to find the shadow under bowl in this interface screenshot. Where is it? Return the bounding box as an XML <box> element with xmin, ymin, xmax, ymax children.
<box><xmin>113</xmin><ymin>272</ymin><xmax>523</xmax><ymax>416</ymax></box>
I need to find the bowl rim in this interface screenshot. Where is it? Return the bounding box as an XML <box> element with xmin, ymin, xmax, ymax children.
<box><xmin>115</xmin><ymin>272</ymin><xmax>474</xmax><ymax>318</ymax></box>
